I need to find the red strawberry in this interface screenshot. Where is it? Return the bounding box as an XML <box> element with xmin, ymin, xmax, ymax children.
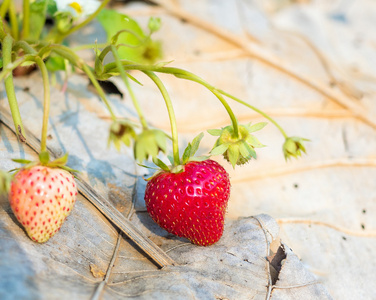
<box><xmin>9</xmin><ymin>166</ymin><xmax>78</xmax><ymax>243</ymax></box>
<box><xmin>144</xmin><ymin>159</ymin><xmax>230</xmax><ymax>246</ymax></box>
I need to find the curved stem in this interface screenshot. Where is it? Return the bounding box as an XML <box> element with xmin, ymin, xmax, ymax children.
<box><xmin>111</xmin><ymin>45</ymin><xmax>148</xmax><ymax>129</ymax></box>
<box><xmin>56</xmin><ymin>0</ymin><xmax>111</xmax><ymax>43</ymax></box>
<box><xmin>218</xmin><ymin>89</ymin><xmax>288</xmax><ymax>138</ymax></box>
<box><xmin>105</xmin><ymin>62</ymin><xmax>240</xmax><ymax>138</ymax></box>
<box><xmin>105</xmin><ymin>61</ymin><xmax>288</xmax><ymax>138</ymax></box>
<box><xmin>82</xmin><ymin>64</ymin><xmax>117</xmax><ymax>121</ymax></box>
<box><xmin>22</xmin><ymin>0</ymin><xmax>30</xmax><ymax>40</ymax></box>
<box><xmin>2</xmin><ymin>35</ymin><xmax>26</xmax><ymax>141</ymax></box>
<box><xmin>13</xmin><ymin>40</ymin><xmax>37</xmax><ymax>54</ymax></box>
<box><xmin>144</xmin><ymin>71</ymin><xmax>180</xmax><ymax>166</ymax></box>
<box><xmin>35</xmin><ymin>57</ymin><xmax>50</xmax><ymax>152</ymax></box>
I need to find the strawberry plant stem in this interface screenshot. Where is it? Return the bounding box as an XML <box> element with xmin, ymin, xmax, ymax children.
<box><xmin>8</xmin><ymin>1</ymin><xmax>18</xmax><ymax>40</ymax></box>
<box><xmin>218</xmin><ymin>89</ymin><xmax>288</xmax><ymax>138</ymax></box>
<box><xmin>22</xmin><ymin>0</ymin><xmax>30</xmax><ymax>40</ymax></box>
<box><xmin>103</xmin><ymin>63</ymin><xmax>240</xmax><ymax>138</ymax></box>
<box><xmin>0</xmin><ymin>56</ymin><xmax>28</xmax><ymax>81</ymax></box>
<box><xmin>2</xmin><ymin>34</ymin><xmax>26</xmax><ymax>141</ymax></box>
<box><xmin>144</xmin><ymin>71</ymin><xmax>180</xmax><ymax>166</ymax></box>
<box><xmin>111</xmin><ymin>45</ymin><xmax>148</xmax><ymax>130</ymax></box>
<box><xmin>82</xmin><ymin>64</ymin><xmax>117</xmax><ymax>122</ymax></box>
<box><xmin>35</xmin><ymin>57</ymin><xmax>50</xmax><ymax>153</ymax></box>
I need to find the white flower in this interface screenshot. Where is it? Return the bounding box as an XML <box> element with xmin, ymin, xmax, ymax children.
<box><xmin>55</xmin><ymin>0</ymin><xmax>101</xmax><ymax>18</ymax></box>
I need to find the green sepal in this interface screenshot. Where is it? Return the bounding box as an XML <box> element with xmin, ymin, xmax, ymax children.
<box><xmin>207</xmin><ymin>129</ymin><xmax>222</xmax><ymax>136</ymax></box>
<box><xmin>246</xmin><ymin>135</ymin><xmax>266</xmax><ymax>148</ymax></box>
<box><xmin>12</xmin><ymin>158</ymin><xmax>32</xmax><ymax>164</ymax></box>
<box><xmin>210</xmin><ymin>143</ymin><xmax>230</xmax><ymax>156</ymax></box>
<box><xmin>182</xmin><ymin>144</ymin><xmax>192</xmax><ymax>165</ymax></box>
<box><xmin>48</xmin><ymin>153</ymin><xmax>69</xmax><ymax>167</ymax></box>
<box><xmin>239</xmin><ymin>141</ymin><xmax>257</xmax><ymax>159</ymax></box>
<box><xmin>181</xmin><ymin>132</ymin><xmax>204</xmax><ymax>164</ymax></box>
<box><xmin>134</xmin><ymin>129</ymin><xmax>168</xmax><ymax>163</ymax></box>
<box><xmin>247</xmin><ymin>122</ymin><xmax>268</xmax><ymax>133</ymax></box>
<box><xmin>152</xmin><ymin>157</ymin><xmax>170</xmax><ymax>172</ymax></box>
<box><xmin>227</xmin><ymin>146</ymin><xmax>239</xmax><ymax>169</ymax></box>
<box><xmin>188</xmin><ymin>155</ymin><xmax>210</xmax><ymax>162</ymax></box>
<box><xmin>59</xmin><ymin>165</ymin><xmax>79</xmax><ymax>174</ymax></box>
<box><xmin>39</xmin><ymin>151</ymin><xmax>50</xmax><ymax>165</ymax></box>
<box><xmin>137</xmin><ymin>163</ymin><xmax>160</xmax><ymax>170</ymax></box>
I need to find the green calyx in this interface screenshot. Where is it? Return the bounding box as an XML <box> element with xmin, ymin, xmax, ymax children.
<box><xmin>282</xmin><ymin>136</ymin><xmax>310</xmax><ymax>161</ymax></box>
<box><xmin>209</xmin><ymin>122</ymin><xmax>267</xmax><ymax>168</ymax></box>
<box><xmin>140</xmin><ymin>132</ymin><xmax>209</xmax><ymax>179</ymax></box>
<box><xmin>11</xmin><ymin>152</ymin><xmax>78</xmax><ymax>173</ymax></box>
<box><xmin>134</xmin><ymin>129</ymin><xmax>168</xmax><ymax>163</ymax></box>
<box><xmin>108</xmin><ymin>119</ymin><xmax>136</xmax><ymax>151</ymax></box>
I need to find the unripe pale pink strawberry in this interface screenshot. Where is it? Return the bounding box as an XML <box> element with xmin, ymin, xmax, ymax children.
<box><xmin>144</xmin><ymin>159</ymin><xmax>230</xmax><ymax>246</ymax></box>
<box><xmin>9</xmin><ymin>166</ymin><xmax>78</xmax><ymax>243</ymax></box>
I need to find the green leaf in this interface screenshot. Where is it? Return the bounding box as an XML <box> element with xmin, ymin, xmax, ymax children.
<box><xmin>97</xmin><ymin>9</ymin><xmax>162</xmax><ymax>64</ymax></box>
<box><xmin>29</xmin><ymin>0</ymin><xmax>50</xmax><ymax>40</ymax></box>
<box><xmin>46</xmin><ymin>56</ymin><xmax>66</xmax><ymax>72</ymax></box>
<box><xmin>39</xmin><ymin>151</ymin><xmax>50</xmax><ymax>165</ymax></box>
<box><xmin>210</xmin><ymin>143</ymin><xmax>230</xmax><ymax>156</ymax></box>
<box><xmin>248</xmin><ymin>122</ymin><xmax>268</xmax><ymax>133</ymax></box>
<box><xmin>207</xmin><ymin>129</ymin><xmax>222</xmax><ymax>136</ymax></box>
<box><xmin>0</xmin><ymin>58</ymin><xmax>3</xmax><ymax>69</ymax></box>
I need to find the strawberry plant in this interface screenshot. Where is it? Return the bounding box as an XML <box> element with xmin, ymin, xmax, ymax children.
<box><xmin>0</xmin><ymin>0</ymin><xmax>308</xmax><ymax>245</ymax></box>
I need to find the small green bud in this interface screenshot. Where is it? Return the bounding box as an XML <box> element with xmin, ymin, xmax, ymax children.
<box><xmin>148</xmin><ymin>17</ymin><xmax>162</xmax><ymax>34</ymax></box>
<box><xmin>283</xmin><ymin>136</ymin><xmax>309</xmax><ymax>160</ymax></box>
